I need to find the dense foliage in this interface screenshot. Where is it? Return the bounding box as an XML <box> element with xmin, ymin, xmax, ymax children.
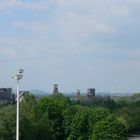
<box><xmin>115</xmin><ymin>98</ymin><xmax>140</xmax><ymax>134</ymax></box>
<box><xmin>1</xmin><ymin>93</ymin><xmax>139</xmax><ymax>140</ymax></box>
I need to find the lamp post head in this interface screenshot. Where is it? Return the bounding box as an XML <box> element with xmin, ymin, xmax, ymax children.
<box><xmin>19</xmin><ymin>69</ymin><xmax>24</xmax><ymax>74</ymax></box>
<box><xmin>12</xmin><ymin>69</ymin><xmax>24</xmax><ymax>80</ymax></box>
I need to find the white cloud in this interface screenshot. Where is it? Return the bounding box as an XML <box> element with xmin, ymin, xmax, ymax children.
<box><xmin>0</xmin><ymin>47</ymin><xmax>17</xmax><ymax>59</ymax></box>
<box><xmin>91</xmin><ymin>20</ymin><xmax>117</xmax><ymax>33</ymax></box>
<box><xmin>0</xmin><ymin>0</ymin><xmax>48</xmax><ymax>11</ymax></box>
<box><xmin>18</xmin><ymin>1</ymin><xmax>48</xmax><ymax>11</ymax></box>
<box><xmin>12</xmin><ymin>21</ymin><xmax>48</xmax><ymax>33</ymax></box>
<box><xmin>110</xmin><ymin>5</ymin><xmax>128</xmax><ymax>16</ymax></box>
<box><xmin>50</xmin><ymin>0</ymin><xmax>130</xmax><ymax>37</ymax></box>
<box><xmin>127</xmin><ymin>48</ymin><xmax>140</xmax><ymax>58</ymax></box>
<box><xmin>0</xmin><ymin>0</ymin><xmax>139</xmax><ymax>60</ymax></box>
<box><xmin>0</xmin><ymin>34</ymin><xmax>44</xmax><ymax>60</ymax></box>
<box><xmin>127</xmin><ymin>0</ymin><xmax>140</xmax><ymax>4</ymax></box>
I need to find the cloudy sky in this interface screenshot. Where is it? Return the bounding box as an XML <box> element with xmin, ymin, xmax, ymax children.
<box><xmin>0</xmin><ymin>0</ymin><xmax>140</xmax><ymax>93</ymax></box>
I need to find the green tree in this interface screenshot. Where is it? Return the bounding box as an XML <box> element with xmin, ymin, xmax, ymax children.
<box><xmin>116</xmin><ymin>101</ymin><xmax>140</xmax><ymax>133</ymax></box>
<box><xmin>0</xmin><ymin>105</ymin><xmax>16</xmax><ymax>140</ymax></box>
<box><xmin>34</xmin><ymin>96</ymin><xmax>66</xmax><ymax>140</ymax></box>
<box><xmin>65</xmin><ymin>107</ymin><xmax>111</xmax><ymax>140</ymax></box>
<box><xmin>20</xmin><ymin>94</ymin><xmax>37</xmax><ymax>140</ymax></box>
<box><xmin>91</xmin><ymin>114</ymin><xmax>127</xmax><ymax>140</ymax></box>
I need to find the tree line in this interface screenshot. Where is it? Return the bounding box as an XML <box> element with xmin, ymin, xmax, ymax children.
<box><xmin>0</xmin><ymin>93</ymin><xmax>139</xmax><ymax>140</ymax></box>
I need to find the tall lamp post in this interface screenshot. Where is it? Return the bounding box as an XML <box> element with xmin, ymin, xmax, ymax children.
<box><xmin>12</xmin><ymin>69</ymin><xmax>24</xmax><ymax>140</ymax></box>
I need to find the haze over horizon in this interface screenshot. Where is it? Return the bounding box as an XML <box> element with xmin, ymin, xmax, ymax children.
<box><xmin>0</xmin><ymin>0</ymin><xmax>140</xmax><ymax>93</ymax></box>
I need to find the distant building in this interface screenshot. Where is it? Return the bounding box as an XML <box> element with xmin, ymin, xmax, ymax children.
<box><xmin>87</xmin><ymin>88</ymin><xmax>95</xmax><ymax>97</ymax></box>
<box><xmin>0</xmin><ymin>88</ymin><xmax>13</xmax><ymax>104</ymax></box>
<box><xmin>53</xmin><ymin>84</ymin><xmax>59</xmax><ymax>94</ymax></box>
<box><xmin>76</xmin><ymin>89</ymin><xmax>81</xmax><ymax>96</ymax></box>
<box><xmin>70</xmin><ymin>89</ymin><xmax>81</xmax><ymax>102</ymax></box>
<box><xmin>0</xmin><ymin>88</ymin><xmax>12</xmax><ymax>100</ymax></box>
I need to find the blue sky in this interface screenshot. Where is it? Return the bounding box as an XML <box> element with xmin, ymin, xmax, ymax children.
<box><xmin>0</xmin><ymin>0</ymin><xmax>140</xmax><ymax>93</ymax></box>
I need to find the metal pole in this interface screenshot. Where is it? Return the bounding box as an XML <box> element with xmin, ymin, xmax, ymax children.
<box><xmin>12</xmin><ymin>69</ymin><xmax>24</xmax><ymax>140</ymax></box>
<box><xmin>16</xmin><ymin>79</ymin><xmax>19</xmax><ymax>140</ymax></box>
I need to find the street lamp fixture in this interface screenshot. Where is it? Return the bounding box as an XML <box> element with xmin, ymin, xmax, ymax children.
<box><xmin>12</xmin><ymin>69</ymin><xmax>24</xmax><ymax>140</ymax></box>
